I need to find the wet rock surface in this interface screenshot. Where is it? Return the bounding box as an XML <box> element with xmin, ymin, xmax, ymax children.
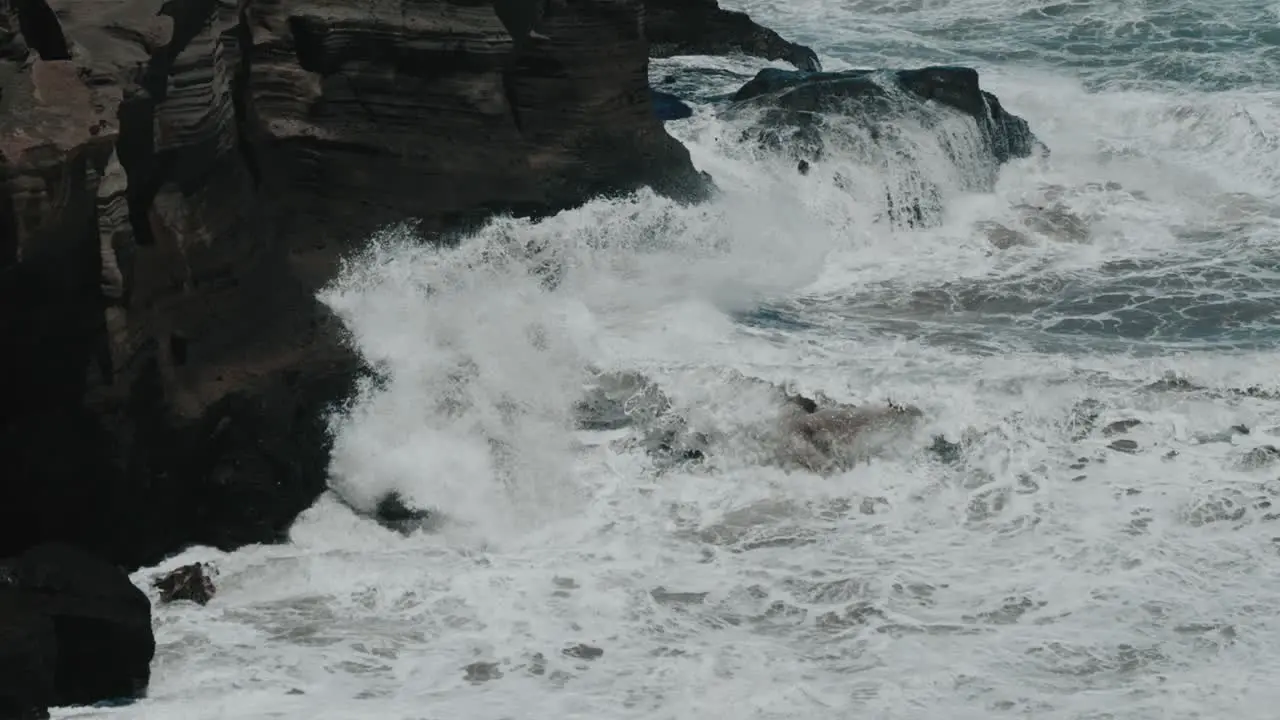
<box><xmin>724</xmin><ymin>66</ymin><xmax>1043</xmax><ymax>228</ymax></box>
<box><xmin>154</xmin><ymin>563</ymin><xmax>215</xmax><ymax>606</ymax></box>
<box><xmin>329</xmin><ymin>489</ymin><xmax>438</xmax><ymax>536</ymax></box>
<box><xmin>575</xmin><ymin>370</ymin><xmax>924</xmax><ymax>475</ymax></box>
<box><xmin>729</xmin><ymin>66</ymin><xmax>1042</xmax><ymax>165</ymax></box>
<box><xmin>562</xmin><ymin>643</ymin><xmax>604</xmax><ymax>660</ymax></box>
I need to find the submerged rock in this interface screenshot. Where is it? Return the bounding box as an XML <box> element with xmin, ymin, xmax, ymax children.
<box><xmin>1239</xmin><ymin>446</ymin><xmax>1280</xmax><ymax>470</ymax></box>
<box><xmin>980</xmin><ymin>221</ymin><xmax>1034</xmax><ymax>249</ymax></box>
<box><xmin>463</xmin><ymin>661</ymin><xmax>503</xmax><ymax>683</ymax></box>
<box><xmin>330</xmin><ymin>489</ymin><xmax>436</xmax><ymax>536</ymax></box>
<box><xmin>1108</xmin><ymin>439</ymin><xmax>1140</xmax><ymax>454</ymax></box>
<box><xmin>594</xmin><ymin>372</ymin><xmax>923</xmax><ymax>475</ymax></box>
<box><xmin>775</xmin><ymin>399</ymin><xmax>925</xmax><ymax>475</ymax></box>
<box><xmin>1103</xmin><ymin>419</ymin><xmax>1143</xmax><ymax>436</ymax></box>
<box><xmin>928</xmin><ymin>435</ymin><xmax>965</xmax><ymax>464</ymax></box>
<box><xmin>371</xmin><ymin>492</ymin><xmax>435</xmax><ymax>536</ymax></box>
<box><xmin>0</xmin><ymin>544</ymin><xmax>154</xmax><ymax>716</ymax></box>
<box><xmin>1014</xmin><ymin>201</ymin><xmax>1092</xmax><ymax>243</ymax></box>
<box><xmin>574</xmin><ymin>371</ymin><xmax>673</xmax><ymax>431</ymax></box>
<box><xmin>562</xmin><ymin>643</ymin><xmax>604</xmax><ymax>660</ymax></box>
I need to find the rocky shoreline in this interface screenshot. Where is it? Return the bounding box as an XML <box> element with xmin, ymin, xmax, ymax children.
<box><xmin>1</xmin><ymin>0</ymin><xmax>1039</xmax><ymax>713</ymax></box>
<box><xmin>0</xmin><ymin>0</ymin><xmax>742</xmax><ymax>574</ymax></box>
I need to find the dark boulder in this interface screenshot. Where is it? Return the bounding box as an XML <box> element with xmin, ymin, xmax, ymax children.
<box><xmin>645</xmin><ymin>0</ymin><xmax>821</xmax><ymax>71</ymax></box>
<box><xmin>154</xmin><ymin>563</ymin><xmax>215</xmax><ymax>606</ymax></box>
<box><xmin>729</xmin><ymin>66</ymin><xmax>1043</xmax><ymax>227</ymax></box>
<box><xmin>0</xmin><ymin>595</ymin><xmax>56</xmax><ymax>720</ymax></box>
<box><xmin>0</xmin><ymin>544</ymin><xmax>154</xmax><ymax>716</ymax></box>
<box><xmin>372</xmin><ymin>491</ymin><xmax>436</xmax><ymax>536</ymax></box>
<box><xmin>731</xmin><ymin>66</ymin><xmax>1042</xmax><ymax>165</ymax></box>
<box><xmin>330</xmin><ymin>489</ymin><xmax>437</xmax><ymax>536</ymax></box>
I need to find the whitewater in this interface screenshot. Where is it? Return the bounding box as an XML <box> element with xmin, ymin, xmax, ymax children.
<box><xmin>72</xmin><ymin>1</ymin><xmax>1280</xmax><ymax>718</ymax></box>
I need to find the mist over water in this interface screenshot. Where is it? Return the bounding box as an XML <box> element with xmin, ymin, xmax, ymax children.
<box><xmin>84</xmin><ymin>1</ymin><xmax>1280</xmax><ymax>718</ymax></box>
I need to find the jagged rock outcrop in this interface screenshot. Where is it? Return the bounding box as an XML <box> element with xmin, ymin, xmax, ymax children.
<box><xmin>731</xmin><ymin>66</ymin><xmax>1042</xmax><ymax>165</ymax></box>
<box><xmin>0</xmin><ymin>0</ymin><xmax>707</xmax><ymax>569</ymax></box>
<box><xmin>728</xmin><ymin>66</ymin><xmax>1043</xmax><ymax>227</ymax></box>
<box><xmin>645</xmin><ymin>0</ymin><xmax>820</xmax><ymax>71</ymax></box>
<box><xmin>154</xmin><ymin>562</ymin><xmax>215</xmax><ymax>605</ymax></box>
<box><xmin>0</xmin><ymin>544</ymin><xmax>155</xmax><ymax>716</ymax></box>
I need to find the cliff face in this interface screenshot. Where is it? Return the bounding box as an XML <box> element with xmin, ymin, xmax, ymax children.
<box><xmin>0</xmin><ymin>0</ymin><xmax>705</xmax><ymax>569</ymax></box>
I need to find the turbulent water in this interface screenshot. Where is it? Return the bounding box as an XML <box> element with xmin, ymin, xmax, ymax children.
<box><xmin>75</xmin><ymin>2</ymin><xmax>1280</xmax><ymax>718</ymax></box>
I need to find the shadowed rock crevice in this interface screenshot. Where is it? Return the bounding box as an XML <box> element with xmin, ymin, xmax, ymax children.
<box><xmin>115</xmin><ymin>91</ymin><xmax>159</xmax><ymax>247</ymax></box>
<box><xmin>14</xmin><ymin>0</ymin><xmax>69</xmax><ymax>60</ymax></box>
<box><xmin>230</xmin><ymin>13</ymin><xmax>262</xmax><ymax>188</ymax></box>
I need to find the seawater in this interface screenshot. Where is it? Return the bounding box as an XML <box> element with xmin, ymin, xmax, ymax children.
<box><xmin>71</xmin><ymin>1</ymin><xmax>1280</xmax><ymax>718</ymax></box>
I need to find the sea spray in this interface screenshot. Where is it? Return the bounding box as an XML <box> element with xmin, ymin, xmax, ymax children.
<box><xmin>116</xmin><ymin>7</ymin><xmax>1280</xmax><ymax>718</ymax></box>
<box><xmin>319</xmin><ymin>225</ymin><xmax>590</xmax><ymax>542</ymax></box>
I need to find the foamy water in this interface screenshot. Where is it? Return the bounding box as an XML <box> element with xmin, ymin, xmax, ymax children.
<box><xmin>67</xmin><ymin>2</ymin><xmax>1280</xmax><ymax>718</ymax></box>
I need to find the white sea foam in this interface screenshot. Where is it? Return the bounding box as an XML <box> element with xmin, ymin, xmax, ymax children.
<box><xmin>72</xmin><ymin>2</ymin><xmax>1280</xmax><ymax>719</ymax></box>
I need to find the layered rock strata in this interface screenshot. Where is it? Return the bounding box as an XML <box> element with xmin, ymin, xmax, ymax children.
<box><xmin>0</xmin><ymin>0</ymin><xmax>705</xmax><ymax>569</ymax></box>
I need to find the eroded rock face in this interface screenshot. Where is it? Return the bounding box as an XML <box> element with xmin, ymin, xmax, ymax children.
<box><xmin>0</xmin><ymin>0</ymin><xmax>707</xmax><ymax>568</ymax></box>
<box><xmin>645</xmin><ymin>0</ymin><xmax>821</xmax><ymax>71</ymax></box>
<box><xmin>247</xmin><ymin>0</ymin><xmax>709</xmax><ymax>267</ymax></box>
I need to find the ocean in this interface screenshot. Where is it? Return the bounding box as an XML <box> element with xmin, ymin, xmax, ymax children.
<box><xmin>76</xmin><ymin>1</ymin><xmax>1280</xmax><ymax>718</ymax></box>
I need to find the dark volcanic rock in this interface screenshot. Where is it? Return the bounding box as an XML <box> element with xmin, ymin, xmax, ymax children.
<box><xmin>562</xmin><ymin>642</ymin><xmax>604</xmax><ymax>660</ymax></box>
<box><xmin>728</xmin><ymin>66</ymin><xmax>1042</xmax><ymax>227</ymax></box>
<box><xmin>1108</xmin><ymin>439</ymin><xmax>1140</xmax><ymax>454</ymax></box>
<box><xmin>731</xmin><ymin>66</ymin><xmax>1042</xmax><ymax>165</ymax></box>
<box><xmin>0</xmin><ymin>544</ymin><xmax>154</xmax><ymax>715</ymax></box>
<box><xmin>154</xmin><ymin>563</ymin><xmax>215</xmax><ymax>606</ymax></box>
<box><xmin>1</xmin><ymin>0</ymin><xmax>707</xmax><ymax>568</ymax></box>
<box><xmin>0</xmin><ymin>595</ymin><xmax>57</xmax><ymax>720</ymax></box>
<box><xmin>645</xmin><ymin>0</ymin><xmax>820</xmax><ymax>71</ymax></box>
<box><xmin>372</xmin><ymin>491</ymin><xmax>435</xmax><ymax>536</ymax></box>
<box><xmin>330</xmin><ymin>488</ymin><xmax>437</xmax><ymax>535</ymax></box>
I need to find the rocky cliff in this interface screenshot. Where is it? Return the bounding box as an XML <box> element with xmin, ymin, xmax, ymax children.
<box><xmin>0</xmin><ymin>0</ymin><xmax>707</xmax><ymax>569</ymax></box>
